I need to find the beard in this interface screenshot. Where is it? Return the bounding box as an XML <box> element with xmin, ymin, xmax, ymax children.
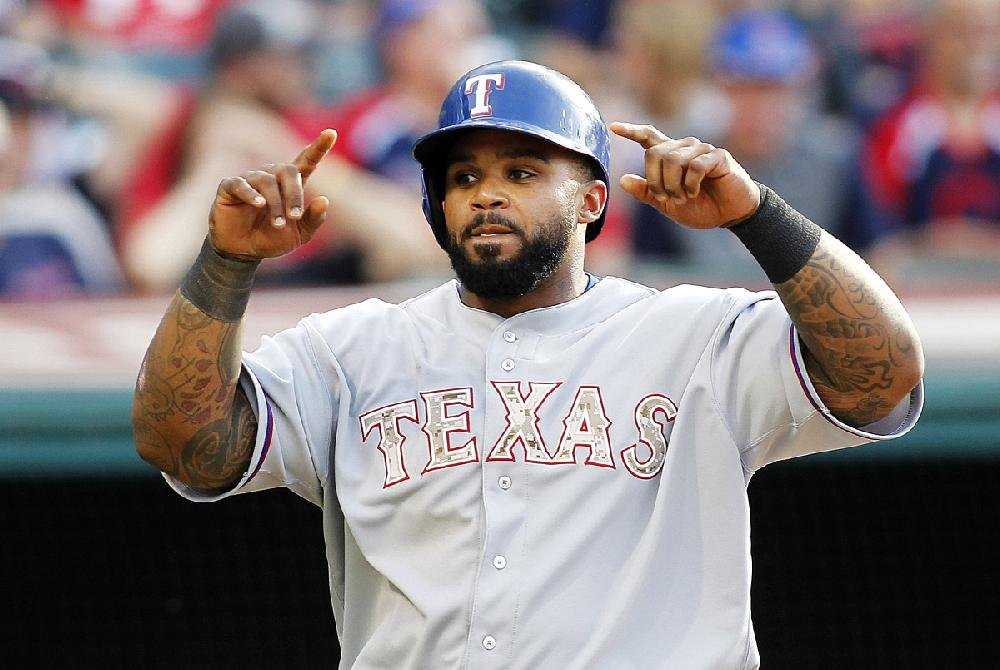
<box><xmin>443</xmin><ymin>210</ymin><xmax>575</xmax><ymax>300</ymax></box>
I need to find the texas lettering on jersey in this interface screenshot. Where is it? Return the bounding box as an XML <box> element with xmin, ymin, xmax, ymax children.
<box><xmin>359</xmin><ymin>382</ymin><xmax>678</xmax><ymax>488</ymax></box>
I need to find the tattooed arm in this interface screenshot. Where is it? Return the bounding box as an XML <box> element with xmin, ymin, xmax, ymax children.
<box><xmin>725</xmin><ymin>186</ymin><xmax>924</xmax><ymax>426</ymax></box>
<box><xmin>611</xmin><ymin>122</ymin><xmax>925</xmax><ymax>426</ymax></box>
<box><xmin>132</xmin><ymin>130</ymin><xmax>336</xmax><ymax>489</ymax></box>
<box><xmin>773</xmin><ymin>233</ymin><xmax>923</xmax><ymax>426</ymax></box>
<box><xmin>133</xmin><ymin>292</ymin><xmax>257</xmax><ymax>489</ymax></box>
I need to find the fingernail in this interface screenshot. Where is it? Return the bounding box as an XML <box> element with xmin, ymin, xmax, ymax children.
<box><xmin>289</xmin><ymin>207</ymin><xmax>302</xmax><ymax>219</ymax></box>
<box><xmin>274</xmin><ymin>216</ymin><xmax>286</xmax><ymax>227</ymax></box>
<box><xmin>253</xmin><ymin>196</ymin><xmax>265</xmax><ymax>206</ymax></box>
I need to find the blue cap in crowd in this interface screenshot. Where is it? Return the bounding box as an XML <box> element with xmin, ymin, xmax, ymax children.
<box><xmin>374</xmin><ymin>0</ymin><xmax>440</xmax><ymax>44</ymax></box>
<box><xmin>708</xmin><ymin>10</ymin><xmax>817</xmax><ymax>83</ymax></box>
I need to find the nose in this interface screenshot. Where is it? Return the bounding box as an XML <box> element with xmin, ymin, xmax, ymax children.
<box><xmin>471</xmin><ymin>178</ymin><xmax>509</xmax><ymax>210</ymax></box>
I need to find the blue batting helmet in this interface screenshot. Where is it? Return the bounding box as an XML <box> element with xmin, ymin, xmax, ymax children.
<box><xmin>412</xmin><ymin>60</ymin><xmax>611</xmax><ymax>247</ymax></box>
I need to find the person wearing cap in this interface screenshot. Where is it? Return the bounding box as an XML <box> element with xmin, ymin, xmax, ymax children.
<box><xmin>328</xmin><ymin>0</ymin><xmax>511</xmax><ymax>188</ymax></box>
<box><xmin>132</xmin><ymin>59</ymin><xmax>923</xmax><ymax>667</ymax></box>
<box><xmin>624</xmin><ymin>8</ymin><xmax>860</xmax><ymax>278</ymax></box>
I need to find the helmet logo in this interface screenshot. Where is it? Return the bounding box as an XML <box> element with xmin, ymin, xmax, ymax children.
<box><xmin>464</xmin><ymin>73</ymin><xmax>505</xmax><ymax>118</ymax></box>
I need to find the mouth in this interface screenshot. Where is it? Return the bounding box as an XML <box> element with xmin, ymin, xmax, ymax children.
<box><xmin>469</xmin><ymin>224</ymin><xmax>516</xmax><ymax>238</ymax></box>
<box><xmin>458</xmin><ymin>213</ymin><xmax>523</xmax><ymax>247</ymax></box>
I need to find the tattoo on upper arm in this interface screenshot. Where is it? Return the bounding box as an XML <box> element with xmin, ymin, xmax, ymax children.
<box><xmin>134</xmin><ymin>295</ymin><xmax>257</xmax><ymax>489</ymax></box>
<box><xmin>777</xmin><ymin>238</ymin><xmax>916</xmax><ymax>426</ymax></box>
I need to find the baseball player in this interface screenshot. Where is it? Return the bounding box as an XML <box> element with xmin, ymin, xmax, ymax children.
<box><xmin>133</xmin><ymin>60</ymin><xmax>924</xmax><ymax>669</ymax></box>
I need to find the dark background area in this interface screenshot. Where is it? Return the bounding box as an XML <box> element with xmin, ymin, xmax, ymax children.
<box><xmin>2</xmin><ymin>458</ymin><xmax>997</xmax><ymax>669</ymax></box>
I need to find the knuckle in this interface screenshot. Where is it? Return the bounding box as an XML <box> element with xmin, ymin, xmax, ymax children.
<box><xmin>686</xmin><ymin>162</ymin><xmax>706</xmax><ymax>176</ymax></box>
<box><xmin>277</xmin><ymin>163</ymin><xmax>300</xmax><ymax>178</ymax></box>
<box><xmin>649</xmin><ymin>145</ymin><xmax>671</xmax><ymax>158</ymax></box>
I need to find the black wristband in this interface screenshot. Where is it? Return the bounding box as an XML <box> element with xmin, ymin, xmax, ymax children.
<box><xmin>728</xmin><ymin>183</ymin><xmax>822</xmax><ymax>284</ymax></box>
<box><xmin>179</xmin><ymin>239</ymin><xmax>261</xmax><ymax>322</ymax></box>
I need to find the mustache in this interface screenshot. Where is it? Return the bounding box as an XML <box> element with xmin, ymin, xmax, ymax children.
<box><xmin>461</xmin><ymin>211</ymin><xmax>524</xmax><ymax>240</ymax></box>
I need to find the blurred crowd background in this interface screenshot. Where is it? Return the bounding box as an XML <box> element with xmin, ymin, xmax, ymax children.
<box><xmin>1</xmin><ymin>0</ymin><xmax>998</xmax><ymax>299</ymax></box>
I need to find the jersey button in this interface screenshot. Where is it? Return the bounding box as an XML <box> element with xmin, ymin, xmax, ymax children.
<box><xmin>500</xmin><ymin>358</ymin><xmax>515</xmax><ymax>371</ymax></box>
<box><xmin>482</xmin><ymin>635</ymin><xmax>497</xmax><ymax>651</ymax></box>
<box><xmin>498</xmin><ymin>475</ymin><xmax>511</xmax><ymax>490</ymax></box>
<box><xmin>492</xmin><ymin>555</ymin><xmax>507</xmax><ymax>570</ymax></box>
<box><xmin>502</xmin><ymin>330</ymin><xmax>517</xmax><ymax>343</ymax></box>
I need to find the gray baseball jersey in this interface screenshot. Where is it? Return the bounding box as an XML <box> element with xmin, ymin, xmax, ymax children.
<box><xmin>168</xmin><ymin>276</ymin><xmax>922</xmax><ymax>669</ymax></box>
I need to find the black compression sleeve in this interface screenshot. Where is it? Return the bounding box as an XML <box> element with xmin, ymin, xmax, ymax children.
<box><xmin>727</xmin><ymin>183</ymin><xmax>822</xmax><ymax>284</ymax></box>
<box><xmin>179</xmin><ymin>238</ymin><xmax>261</xmax><ymax>322</ymax></box>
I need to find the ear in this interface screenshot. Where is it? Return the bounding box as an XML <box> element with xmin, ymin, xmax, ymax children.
<box><xmin>577</xmin><ymin>180</ymin><xmax>608</xmax><ymax>225</ymax></box>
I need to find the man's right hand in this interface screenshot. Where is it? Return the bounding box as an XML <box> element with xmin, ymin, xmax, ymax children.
<box><xmin>208</xmin><ymin>129</ymin><xmax>337</xmax><ymax>261</ymax></box>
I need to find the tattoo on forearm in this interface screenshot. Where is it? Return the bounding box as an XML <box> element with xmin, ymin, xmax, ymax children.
<box><xmin>180</xmin><ymin>391</ymin><xmax>258</xmax><ymax>489</ymax></box>
<box><xmin>776</xmin><ymin>236</ymin><xmax>916</xmax><ymax>426</ymax></box>
<box><xmin>134</xmin><ymin>293</ymin><xmax>257</xmax><ymax>488</ymax></box>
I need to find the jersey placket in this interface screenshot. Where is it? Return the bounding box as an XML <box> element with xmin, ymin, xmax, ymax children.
<box><xmin>465</xmin><ymin>324</ymin><xmax>538</xmax><ymax>668</ymax></box>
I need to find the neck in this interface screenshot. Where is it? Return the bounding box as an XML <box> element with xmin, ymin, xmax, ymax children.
<box><xmin>460</xmin><ymin>265</ymin><xmax>588</xmax><ymax>319</ymax></box>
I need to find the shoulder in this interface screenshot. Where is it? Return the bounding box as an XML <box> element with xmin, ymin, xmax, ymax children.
<box><xmin>591</xmin><ymin>278</ymin><xmax>779</xmax><ymax>338</ymax></box>
<box><xmin>602</xmin><ymin>276</ymin><xmax>764</xmax><ymax>313</ymax></box>
<box><xmin>302</xmin><ymin>281</ymin><xmax>455</xmax><ymax>337</ymax></box>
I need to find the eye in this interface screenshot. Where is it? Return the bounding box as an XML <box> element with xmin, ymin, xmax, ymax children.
<box><xmin>509</xmin><ymin>168</ymin><xmax>536</xmax><ymax>180</ymax></box>
<box><xmin>449</xmin><ymin>169</ymin><xmax>477</xmax><ymax>186</ymax></box>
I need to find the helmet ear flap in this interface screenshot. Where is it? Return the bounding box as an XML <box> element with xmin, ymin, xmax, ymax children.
<box><xmin>420</xmin><ymin>163</ymin><xmax>450</xmax><ymax>250</ymax></box>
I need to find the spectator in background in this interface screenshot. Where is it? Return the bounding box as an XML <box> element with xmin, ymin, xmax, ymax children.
<box><xmin>527</xmin><ymin>0</ymin><xmax>617</xmax><ymax>98</ymax></box>
<box><xmin>119</xmin><ymin>0</ymin><xmax>448</xmax><ymax>292</ymax></box>
<box><xmin>806</xmin><ymin>0</ymin><xmax>925</xmax><ymax>127</ymax></box>
<box><xmin>0</xmin><ymin>37</ymin><xmax>124</xmax><ymax>298</ymax></box>
<box><xmin>860</xmin><ymin>0</ymin><xmax>1000</xmax><ymax>277</ymax></box>
<box><xmin>609</xmin><ymin>0</ymin><xmax>726</xmax><ymax>161</ymax></box>
<box><xmin>329</xmin><ymin>0</ymin><xmax>515</xmax><ymax>190</ymax></box>
<box><xmin>2</xmin><ymin>0</ymin><xmax>186</xmax><ymax>231</ymax></box>
<box><xmin>620</xmin><ymin>7</ymin><xmax>858</xmax><ymax>279</ymax></box>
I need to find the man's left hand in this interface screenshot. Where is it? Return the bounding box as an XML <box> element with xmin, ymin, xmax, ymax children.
<box><xmin>611</xmin><ymin>122</ymin><xmax>761</xmax><ymax>229</ymax></box>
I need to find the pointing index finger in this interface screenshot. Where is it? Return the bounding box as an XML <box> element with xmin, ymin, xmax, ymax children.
<box><xmin>609</xmin><ymin>121</ymin><xmax>671</xmax><ymax>149</ymax></box>
<box><xmin>294</xmin><ymin>128</ymin><xmax>338</xmax><ymax>183</ymax></box>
